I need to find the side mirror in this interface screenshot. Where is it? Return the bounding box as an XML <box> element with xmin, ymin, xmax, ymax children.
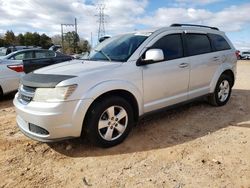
<box><xmin>145</xmin><ymin>49</ymin><xmax>164</xmax><ymax>62</ymax></box>
<box><xmin>136</xmin><ymin>49</ymin><xmax>164</xmax><ymax>66</ymax></box>
<box><xmin>141</xmin><ymin>49</ymin><xmax>164</xmax><ymax>64</ymax></box>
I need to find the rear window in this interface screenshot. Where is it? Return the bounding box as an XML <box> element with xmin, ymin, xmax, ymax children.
<box><xmin>208</xmin><ymin>34</ymin><xmax>231</xmax><ymax>51</ymax></box>
<box><xmin>186</xmin><ymin>34</ymin><xmax>212</xmax><ymax>56</ymax></box>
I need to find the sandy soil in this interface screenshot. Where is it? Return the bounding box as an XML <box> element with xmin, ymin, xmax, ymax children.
<box><xmin>1</xmin><ymin>61</ymin><xmax>250</xmax><ymax>188</ymax></box>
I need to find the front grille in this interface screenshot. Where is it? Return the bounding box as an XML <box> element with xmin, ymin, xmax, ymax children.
<box><xmin>23</xmin><ymin>85</ymin><xmax>36</xmax><ymax>93</ymax></box>
<box><xmin>18</xmin><ymin>85</ymin><xmax>36</xmax><ymax>104</ymax></box>
<box><xmin>29</xmin><ymin>123</ymin><xmax>49</xmax><ymax>135</ymax></box>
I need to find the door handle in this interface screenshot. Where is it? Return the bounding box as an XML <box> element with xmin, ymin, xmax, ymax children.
<box><xmin>179</xmin><ymin>63</ymin><xmax>189</xmax><ymax>68</ymax></box>
<box><xmin>213</xmin><ymin>56</ymin><xmax>220</xmax><ymax>61</ymax></box>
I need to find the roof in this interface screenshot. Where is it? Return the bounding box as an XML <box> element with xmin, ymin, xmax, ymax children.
<box><xmin>124</xmin><ymin>24</ymin><xmax>223</xmax><ymax>36</ymax></box>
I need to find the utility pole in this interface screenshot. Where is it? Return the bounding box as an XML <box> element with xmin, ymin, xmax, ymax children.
<box><xmin>61</xmin><ymin>24</ymin><xmax>64</xmax><ymax>52</ymax></box>
<box><xmin>60</xmin><ymin>18</ymin><xmax>78</xmax><ymax>53</ymax></box>
<box><xmin>91</xmin><ymin>32</ymin><xmax>93</xmax><ymax>48</ymax></box>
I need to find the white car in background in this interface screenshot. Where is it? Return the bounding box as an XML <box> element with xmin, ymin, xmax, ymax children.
<box><xmin>0</xmin><ymin>51</ymin><xmax>26</xmax><ymax>96</ymax></box>
<box><xmin>240</xmin><ymin>51</ymin><xmax>250</xmax><ymax>60</ymax></box>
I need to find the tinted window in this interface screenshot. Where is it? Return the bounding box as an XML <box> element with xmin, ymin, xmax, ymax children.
<box><xmin>24</xmin><ymin>51</ymin><xmax>33</xmax><ymax>59</ymax></box>
<box><xmin>46</xmin><ymin>51</ymin><xmax>56</xmax><ymax>57</ymax></box>
<box><xmin>14</xmin><ymin>53</ymin><xmax>25</xmax><ymax>60</ymax></box>
<box><xmin>35</xmin><ymin>51</ymin><xmax>46</xmax><ymax>58</ymax></box>
<box><xmin>186</xmin><ymin>34</ymin><xmax>211</xmax><ymax>56</ymax></box>
<box><xmin>13</xmin><ymin>53</ymin><xmax>24</xmax><ymax>60</ymax></box>
<box><xmin>151</xmin><ymin>34</ymin><xmax>183</xmax><ymax>60</ymax></box>
<box><xmin>208</xmin><ymin>34</ymin><xmax>231</xmax><ymax>51</ymax></box>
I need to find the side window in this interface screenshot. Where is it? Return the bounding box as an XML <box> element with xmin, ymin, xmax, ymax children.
<box><xmin>23</xmin><ymin>51</ymin><xmax>33</xmax><ymax>60</ymax></box>
<box><xmin>35</xmin><ymin>51</ymin><xmax>47</xmax><ymax>58</ymax></box>
<box><xmin>46</xmin><ymin>51</ymin><xmax>56</xmax><ymax>58</ymax></box>
<box><xmin>14</xmin><ymin>52</ymin><xmax>25</xmax><ymax>60</ymax></box>
<box><xmin>208</xmin><ymin>34</ymin><xmax>231</xmax><ymax>51</ymax></box>
<box><xmin>151</xmin><ymin>34</ymin><xmax>183</xmax><ymax>60</ymax></box>
<box><xmin>186</xmin><ymin>34</ymin><xmax>211</xmax><ymax>56</ymax></box>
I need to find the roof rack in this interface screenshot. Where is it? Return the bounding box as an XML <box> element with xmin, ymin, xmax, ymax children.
<box><xmin>170</xmin><ymin>23</ymin><xmax>219</xmax><ymax>31</ymax></box>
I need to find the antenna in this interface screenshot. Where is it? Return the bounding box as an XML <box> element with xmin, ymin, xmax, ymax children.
<box><xmin>96</xmin><ymin>4</ymin><xmax>107</xmax><ymax>40</ymax></box>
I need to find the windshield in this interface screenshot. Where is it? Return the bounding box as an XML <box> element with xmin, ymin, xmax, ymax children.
<box><xmin>84</xmin><ymin>33</ymin><xmax>150</xmax><ymax>62</ymax></box>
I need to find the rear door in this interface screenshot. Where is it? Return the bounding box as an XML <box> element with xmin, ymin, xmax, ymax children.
<box><xmin>184</xmin><ymin>32</ymin><xmax>218</xmax><ymax>99</ymax></box>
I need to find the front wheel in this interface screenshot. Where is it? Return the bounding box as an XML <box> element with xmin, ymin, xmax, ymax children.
<box><xmin>84</xmin><ymin>96</ymin><xmax>134</xmax><ymax>148</ymax></box>
<box><xmin>208</xmin><ymin>74</ymin><xmax>233</xmax><ymax>106</ymax></box>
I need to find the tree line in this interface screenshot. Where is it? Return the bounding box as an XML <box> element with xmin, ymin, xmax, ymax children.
<box><xmin>0</xmin><ymin>30</ymin><xmax>91</xmax><ymax>54</ymax></box>
<box><xmin>0</xmin><ymin>30</ymin><xmax>52</xmax><ymax>49</ymax></box>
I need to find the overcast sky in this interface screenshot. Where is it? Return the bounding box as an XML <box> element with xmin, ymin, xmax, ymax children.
<box><xmin>0</xmin><ymin>0</ymin><xmax>249</xmax><ymax>49</ymax></box>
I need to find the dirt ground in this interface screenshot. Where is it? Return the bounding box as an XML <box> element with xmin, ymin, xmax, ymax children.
<box><xmin>1</xmin><ymin>60</ymin><xmax>250</xmax><ymax>188</ymax></box>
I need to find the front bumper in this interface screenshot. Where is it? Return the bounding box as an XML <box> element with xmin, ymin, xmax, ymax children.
<box><xmin>13</xmin><ymin>94</ymin><xmax>93</xmax><ymax>142</ymax></box>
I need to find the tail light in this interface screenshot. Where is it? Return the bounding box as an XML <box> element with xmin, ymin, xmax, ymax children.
<box><xmin>235</xmin><ymin>50</ymin><xmax>240</xmax><ymax>59</ymax></box>
<box><xmin>7</xmin><ymin>64</ymin><xmax>24</xmax><ymax>72</ymax></box>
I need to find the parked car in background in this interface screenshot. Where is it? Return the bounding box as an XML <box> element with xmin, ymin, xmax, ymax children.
<box><xmin>99</xmin><ymin>35</ymin><xmax>111</xmax><ymax>43</ymax></box>
<box><xmin>240</xmin><ymin>51</ymin><xmax>250</xmax><ymax>60</ymax></box>
<box><xmin>0</xmin><ymin>52</ymin><xmax>25</xmax><ymax>97</ymax></box>
<box><xmin>49</xmin><ymin>45</ymin><xmax>62</xmax><ymax>52</ymax></box>
<box><xmin>0</xmin><ymin>49</ymin><xmax>72</xmax><ymax>96</ymax></box>
<box><xmin>23</xmin><ymin>49</ymin><xmax>73</xmax><ymax>73</ymax></box>
<box><xmin>14</xmin><ymin>24</ymin><xmax>237</xmax><ymax>147</ymax></box>
<box><xmin>5</xmin><ymin>46</ymin><xmax>42</xmax><ymax>55</ymax></box>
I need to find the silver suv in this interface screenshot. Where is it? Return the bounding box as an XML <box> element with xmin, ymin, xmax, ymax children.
<box><xmin>14</xmin><ymin>24</ymin><xmax>237</xmax><ymax>147</ymax></box>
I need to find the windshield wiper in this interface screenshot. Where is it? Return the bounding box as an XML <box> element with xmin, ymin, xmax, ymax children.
<box><xmin>94</xmin><ymin>49</ymin><xmax>111</xmax><ymax>61</ymax></box>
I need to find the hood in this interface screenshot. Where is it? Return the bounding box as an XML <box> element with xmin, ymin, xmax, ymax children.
<box><xmin>34</xmin><ymin>59</ymin><xmax>122</xmax><ymax>76</ymax></box>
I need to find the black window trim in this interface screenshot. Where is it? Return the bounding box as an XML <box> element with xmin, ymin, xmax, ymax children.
<box><xmin>183</xmin><ymin>33</ymin><xmax>213</xmax><ymax>57</ymax></box>
<box><xmin>207</xmin><ymin>33</ymin><xmax>231</xmax><ymax>52</ymax></box>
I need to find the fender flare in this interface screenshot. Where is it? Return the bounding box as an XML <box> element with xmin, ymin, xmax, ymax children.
<box><xmin>82</xmin><ymin>80</ymin><xmax>144</xmax><ymax>115</ymax></box>
<box><xmin>209</xmin><ymin>63</ymin><xmax>235</xmax><ymax>93</ymax></box>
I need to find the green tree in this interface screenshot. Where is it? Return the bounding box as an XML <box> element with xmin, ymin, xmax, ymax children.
<box><xmin>39</xmin><ymin>33</ymin><xmax>52</xmax><ymax>49</ymax></box>
<box><xmin>64</xmin><ymin>31</ymin><xmax>80</xmax><ymax>53</ymax></box>
<box><xmin>17</xmin><ymin>33</ymin><xmax>25</xmax><ymax>45</ymax></box>
<box><xmin>33</xmin><ymin>32</ymin><xmax>41</xmax><ymax>46</ymax></box>
<box><xmin>0</xmin><ymin>38</ymin><xmax>6</xmax><ymax>47</ymax></box>
<box><xmin>23</xmin><ymin>32</ymin><xmax>34</xmax><ymax>46</ymax></box>
<box><xmin>78</xmin><ymin>39</ymin><xmax>91</xmax><ymax>53</ymax></box>
<box><xmin>4</xmin><ymin>30</ymin><xmax>15</xmax><ymax>45</ymax></box>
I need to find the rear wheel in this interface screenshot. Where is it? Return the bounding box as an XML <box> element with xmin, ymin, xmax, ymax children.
<box><xmin>208</xmin><ymin>74</ymin><xmax>233</xmax><ymax>106</ymax></box>
<box><xmin>84</xmin><ymin>96</ymin><xmax>134</xmax><ymax>147</ymax></box>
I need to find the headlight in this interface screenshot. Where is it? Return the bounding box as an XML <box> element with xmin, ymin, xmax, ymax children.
<box><xmin>33</xmin><ymin>85</ymin><xmax>77</xmax><ymax>102</ymax></box>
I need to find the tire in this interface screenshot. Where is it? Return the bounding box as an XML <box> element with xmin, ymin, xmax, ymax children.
<box><xmin>84</xmin><ymin>96</ymin><xmax>134</xmax><ymax>148</ymax></box>
<box><xmin>208</xmin><ymin>74</ymin><xmax>233</xmax><ymax>106</ymax></box>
